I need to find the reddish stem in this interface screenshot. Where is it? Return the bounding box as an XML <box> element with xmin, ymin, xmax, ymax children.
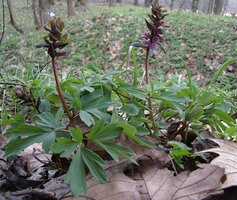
<box><xmin>52</xmin><ymin>57</ymin><xmax>72</xmax><ymax>120</ymax></box>
<box><xmin>145</xmin><ymin>48</ymin><xmax>150</xmax><ymax>84</ymax></box>
<box><xmin>145</xmin><ymin>47</ymin><xmax>158</xmax><ymax>135</ymax></box>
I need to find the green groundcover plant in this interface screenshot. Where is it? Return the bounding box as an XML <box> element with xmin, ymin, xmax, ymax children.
<box><xmin>3</xmin><ymin>3</ymin><xmax>237</xmax><ymax>197</ymax></box>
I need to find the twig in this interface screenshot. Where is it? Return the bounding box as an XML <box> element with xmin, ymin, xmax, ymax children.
<box><xmin>0</xmin><ymin>0</ymin><xmax>5</xmax><ymax>46</ymax></box>
<box><xmin>32</xmin><ymin>148</ymin><xmax>50</xmax><ymax>166</ymax></box>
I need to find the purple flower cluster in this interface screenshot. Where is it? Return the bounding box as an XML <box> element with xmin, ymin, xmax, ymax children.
<box><xmin>143</xmin><ymin>3</ymin><xmax>167</xmax><ymax>55</ymax></box>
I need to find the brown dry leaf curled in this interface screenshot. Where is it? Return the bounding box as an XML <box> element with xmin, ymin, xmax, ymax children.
<box><xmin>199</xmin><ymin>138</ymin><xmax>237</xmax><ymax>188</ymax></box>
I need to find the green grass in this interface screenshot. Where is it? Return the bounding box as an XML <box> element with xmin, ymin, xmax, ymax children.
<box><xmin>0</xmin><ymin>1</ymin><xmax>237</xmax><ymax>90</ymax></box>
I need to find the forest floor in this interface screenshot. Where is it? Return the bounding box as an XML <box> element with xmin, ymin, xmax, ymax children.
<box><xmin>1</xmin><ymin>2</ymin><xmax>237</xmax><ymax>89</ymax></box>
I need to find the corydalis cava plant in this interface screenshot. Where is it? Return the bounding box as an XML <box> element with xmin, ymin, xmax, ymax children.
<box><xmin>143</xmin><ymin>3</ymin><xmax>167</xmax><ymax>135</ymax></box>
<box><xmin>36</xmin><ymin>17</ymin><xmax>72</xmax><ymax>119</ymax></box>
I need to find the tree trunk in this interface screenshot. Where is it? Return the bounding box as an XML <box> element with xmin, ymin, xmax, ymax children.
<box><xmin>75</xmin><ymin>0</ymin><xmax>86</xmax><ymax>7</ymax></box>
<box><xmin>213</xmin><ymin>0</ymin><xmax>223</xmax><ymax>15</ymax></box>
<box><xmin>144</xmin><ymin>0</ymin><xmax>150</xmax><ymax>7</ymax></box>
<box><xmin>208</xmin><ymin>0</ymin><xmax>214</xmax><ymax>14</ymax></box>
<box><xmin>32</xmin><ymin>0</ymin><xmax>41</xmax><ymax>30</ymax></box>
<box><xmin>49</xmin><ymin>0</ymin><xmax>55</xmax><ymax>5</ymax></box>
<box><xmin>6</xmin><ymin>0</ymin><xmax>24</xmax><ymax>34</ymax></box>
<box><xmin>191</xmin><ymin>0</ymin><xmax>199</xmax><ymax>12</ymax></box>
<box><xmin>67</xmin><ymin>0</ymin><xmax>76</xmax><ymax>17</ymax></box>
<box><xmin>170</xmin><ymin>0</ymin><xmax>175</xmax><ymax>9</ymax></box>
<box><xmin>116</xmin><ymin>0</ymin><xmax>121</xmax><ymax>3</ymax></box>
<box><xmin>38</xmin><ymin>0</ymin><xmax>49</xmax><ymax>26</ymax></box>
<box><xmin>222</xmin><ymin>0</ymin><xmax>228</xmax><ymax>14</ymax></box>
<box><xmin>108</xmin><ymin>0</ymin><xmax>113</xmax><ymax>7</ymax></box>
<box><xmin>178</xmin><ymin>0</ymin><xmax>186</xmax><ymax>10</ymax></box>
<box><xmin>134</xmin><ymin>0</ymin><xmax>138</xmax><ymax>6</ymax></box>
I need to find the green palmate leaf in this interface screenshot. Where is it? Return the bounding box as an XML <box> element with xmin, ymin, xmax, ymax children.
<box><xmin>168</xmin><ymin>141</ymin><xmax>192</xmax><ymax>151</ymax></box>
<box><xmin>36</xmin><ymin>109</ymin><xmax>64</xmax><ymax>131</ymax></box>
<box><xmin>87</xmin><ymin>109</ymin><xmax>111</xmax><ymax>123</ymax></box>
<box><xmin>119</xmin><ymin>122</ymin><xmax>155</xmax><ymax>148</ymax></box>
<box><xmin>88</xmin><ymin>122</ymin><xmax>122</xmax><ymax>141</ymax></box>
<box><xmin>71</xmin><ymin>96</ymin><xmax>82</xmax><ymax>111</ymax></box>
<box><xmin>3</xmin><ymin>114</ymin><xmax>25</xmax><ymax>126</ymax></box>
<box><xmin>55</xmin><ymin>108</ymin><xmax>65</xmax><ymax>121</ymax></box>
<box><xmin>224</xmin><ymin>126</ymin><xmax>237</xmax><ymax>137</ymax></box>
<box><xmin>185</xmin><ymin>104</ymin><xmax>204</xmax><ymax>121</ymax></box>
<box><xmin>214</xmin><ymin>109</ymin><xmax>235</xmax><ymax>126</ymax></box>
<box><xmin>170</xmin><ymin>149</ymin><xmax>191</xmax><ymax>157</ymax></box>
<box><xmin>97</xmin><ymin>141</ymin><xmax>137</xmax><ymax>163</ymax></box>
<box><xmin>81</xmin><ymin>148</ymin><xmax>107</xmax><ymax>183</ymax></box>
<box><xmin>51</xmin><ymin>137</ymin><xmax>78</xmax><ymax>157</ymax></box>
<box><xmin>212</xmin><ymin>117</ymin><xmax>227</xmax><ymax>132</ymax></box>
<box><xmin>64</xmin><ymin>151</ymin><xmax>87</xmax><ymax>197</ymax></box>
<box><xmin>79</xmin><ymin>110</ymin><xmax>94</xmax><ymax>127</ymax></box>
<box><xmin>69</xmin><ymin>127</ymin><xmax>83</xmax><ymax>143</ymax></box>
<box><xmin>119</xmin><ymin>84</ymin><xmax>146</xmax><ymax>100</ymax></box>
<box><xmin>121</xmin><ymin>104</ymin><xmax>139</xmax><ymax>116</ymax></box>
<box><xmin>38</xmin><ymin>99</ymin><xmax>51</xmax><ymax>112</ymax></box>
<box><xmin>168</xmin><ymin>141</ymin><xmax>192</xmax><ymax>168</ymax></box>
<box><xmin>42</xmin><ymin>131</ymin><xmax>56</xmax><ymax>152</ymax></box>
<box><xmin>5</xmin><ymin>134</ymin><xmax>47</xmax><ymax>157</ymax></box>
<box><xmin>5</xmin><ymin>124</ymin><xmax>45</xmax><ymax>137</ymax></box>
<box><xmin>88</xmin><ymin>119</ymin><xmax>105</xmax><ymax>139</ymax></box>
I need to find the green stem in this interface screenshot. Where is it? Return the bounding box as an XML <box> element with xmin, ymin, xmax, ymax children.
<box><xmin>52</xmin><ymin>57</ymin><xmax>72</xmax><ymax>120</ymax></box>
<box><xmin>145</xmin><ymin>48</ymin><xmax>158</xmax><ymax>135</ymax></box>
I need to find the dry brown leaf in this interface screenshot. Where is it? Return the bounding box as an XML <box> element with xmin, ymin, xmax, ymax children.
<box><xmin>18</xmin><ymin>143</ymin><xmax>51</xmax><ymax>174</ymax></box>
<box><xmin>199</xmin><ymin>138</ymin><xmax>237</xmax><ymax>188</ymax></box>
<box><xmin>64</xmin><ymin>168</ymin><xmax>141</xmax><ymax>200</ymax></box>
<box><xmin>64</xmin><ymin>159</ymin><xmax>224</xmax><ymax>200</ymax></box>
<box><xmin>134</xmin><ymin>156</ymin><xmax>225</xmax><ymax>200</ymax></box>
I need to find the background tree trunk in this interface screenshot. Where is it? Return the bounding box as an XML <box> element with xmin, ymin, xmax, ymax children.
<box><xmin>144</xmin><ymin>0</ymin><xmax>150</xmax><ymax>7</ymax></box>
<box><xmin>191</xmin><ymin>0</ymin><xmax>199</xmax><ymax>12</ymax></box>
<box><xmin>32</xmin><ymin>0</ymin><xmax>40</xmax><ymax>30</ymax></box>
<box><xmin>108</xmin><ymin>0</ymin><xmax>113</xmax><ymax>7</ymax></box>
<box><xmin>214</xmin><ymin>0</ymin><xmax>223</xmax><ymax>14</ymax></box>
<box><xmin>170</xmin><ymin>0</ymin><xmax>175</xmax><ymax>9</ymax></box>
<box><xmin>6</xmin><ymin>0</ymin><xmax>24</xmax><ymax>33</ymax></box>
<box><xmin>208</xmin><ymin>0</ymin><xmax>215</xmax><ymax>14</ymax></box>
<box><xmin>67</xmin><ymin>0</ymin><xmax>76</xmax><ymax>17</ymax></box>
<box><xmin>38</xmin><ymin>0</ymin><xmax>49</xmax><ymax>26</ymax></box>
<box><xmin>75</xmin><ymin>0</ymin><xmax>86</xmax><ymax>7</ymax></box>
<box><xmin>178</xmin><ymin>0</ymin><xmax>186</xmax><ymax>10</ymax></box>
<box><xmin>49</xmin><ymin>0</ymin><xmax>55</xmax><ymax>5</ymax></box>
<box><xmin>134</xmin><ymin>0</ymin><xmax>138</xmax><ymax>6</ymax></box>
<box><xmin>222</xmin><ymin>0</ymin><xmax>229</xmax><ymax>14</ymax></box>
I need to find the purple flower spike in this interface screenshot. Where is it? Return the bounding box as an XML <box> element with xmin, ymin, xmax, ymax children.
<box><xmin>143</xmin><ymin>3</ymin><xmax>168</xmax><ymax>54</ymax></box>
